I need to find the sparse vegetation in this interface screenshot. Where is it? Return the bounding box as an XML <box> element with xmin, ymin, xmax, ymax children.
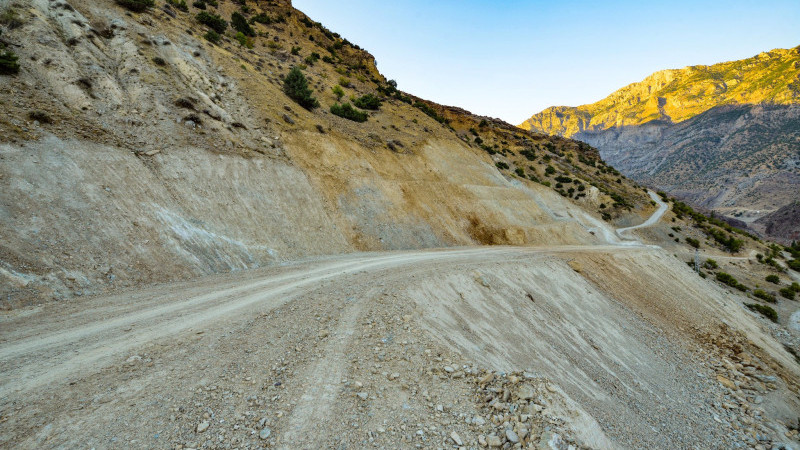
<box><xmin>196</xmin><ymin>11</ymin><xmax>227</xmax><ymax>33</ymax></box>
<box><xmin>283</xmin><ymin>66</ymin><xmax>319</xmax><ymax>110</ymax></box>
<box><xmin>115</xmin><ymin>0</ymin><xmax>155</xmax><ymax>12</ymax></box>
<box><xmin>235</xmin><ymin>32</ymin><xmax>253</xmax><ymax>48</ymax></box>
<box><xmin>745</xmin><ymin>303</ymin><xmax>778</xmax><ymax>322</ymax></box>
<box><xmin>231</xmin><ymin>12</ymin><xmax>255</xmax><ymax>36</ymax></box>
<box><xmin>753</xmin><ymin>289</ymin><xmax>776</xmax><ymax>303</ymax></box>
<box><xmin>0</xmin><ymin>44</ymin><xmax>20</xmax><ymax>75</ymax></box>
<box><xmin>304</xmin><ymin>52</ymin><xmax>320</xmax><ymax>66</ymax></box>
<box><xmin>28</xmin><ymin>111</ymin><xmax>53</xmax><ymax>124</ymax></box>
<box><xmin>331</xmin><ymin>85</ymin><xmax>344</xmax><ymax>101</ymax></box>
<box><xmin>716</xmin><ymin>272</ymin><xmax>747</xmax><ymax>291</ymax></box>
<box><xmin>250</xmin><ymin>13</ymin><xmax>272</xmax><ymax>25</ymax></box>
<box><xmin>0</xmin><ymin>8</ymin><xmax>23</xmax><ymax>29</ymax></box>
<box><xmin>166</xmin><ymin>0</ymin><xmax>188</xmax><ymax>12</ymax></box>
<box><xmin>330</xmin><ymin>102</ymin><xmax>367</xmax><ymax>122</ymax></box>
<box><xmin>353</xmin><ymin>93</ymin><xmax>381</xmax><ymax>110</ymax></box>
<box><xmin>203</xmin><ymin>30</ymin><xmax>220</xmax><ymax>43</ymax></box>
<box><xmin>413</xmin><ymin>101</ymin><xmax>447</xmax><ymax>124</ymax></box>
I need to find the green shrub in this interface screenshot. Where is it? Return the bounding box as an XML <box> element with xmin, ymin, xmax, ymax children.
<box><xmin>0</xmin><ymin>46</ymin><xmax>20</xmax><ymax>75</ymax></box>
<box><xmin>515</xmin><ymin>167</ymin><xmax>525</xmax><ymax>177</ymax></box>
<box><xmin>283</xmin><ymin>66</ymin><xmax>319</xmax><ymax>109</ymax></box>
<box><xmin>28</xmin><ymin>110</ymin><xmax>53</xmax><ymax>123</ymax></box>
<box><xmin>792</xmin><ymin>282</ymin><xmax>800</xmax><ymax>293</ymax></box>
<box><xmin>231</xmin><ymin>11</ymin><xmax>255</xmax><ymax>36</ymax></box>
<box><xmin>745</xmin><ymin>303</ymin><xmax>778</xmax><ymax>322</ymax></box>
<box><xmin>193</xmin><ymin>1</ymin><xmax>207</xmax><ymax>9</ymax></box>
<box><xmin>781</xmin><ymin>287</ymin><xmax>797</xmax><ymax>300</ymax></box>
<box><xmin>716</xmin><ymin>272</ymin><xmax>747</xmax><ymax>291</ymax></box>
<box><xmin>0</xmin><ymin>9</ymin><xmax>23</xmax><ymax>29</ymax></box>
<box><xmin>330</xmin><ymin>102</ymin><xmax>367</xmax><ymax>122</ymax></box>
<box><xmin>555</xmin><ymin>175</ymin><xmax>573</xmax><ymax>183</ymax></box>
<box><xmin>197</xmin><ymin>11</ymin><xmax>227</xmax><ymax>33</ymax></box>
<box><xmin>116</xmin><ymin>0</ymin><xmax>154</xmax><ymax>12</ymax></box>
<box><xmin>331</xmin><ymin>85</ymin><xmax>344</xmax><ymax>100</ymax></box>
<box><xmin>250</xmin><ymin>13</ymin><xmax>271</xmax><ymax>24</ymax></box>
<box><xmin>203</xmin><ymin>30</ymin><xmax>220</xmax><ymax>43</ymax></box>
<box><xmin>766</xmin><ymin>274</ymin><xmax>780</xmax><ymax>284</ymax></box>
<box><xmin>545</xmin><ymin>165</ymin><xmax>556</xmax><ymax>175</ymax></box>
<box><xmin>495</xmin><ymin>161</ymin><xmax>509</xmax><ymax>170</ymax></box>
<box><xmin>753</xmin><ymin>289</ymin><xmax>776</xmax><ymax>303</ymax></box>
<box><xmin>235</xmin><ymin>32</ymin><xmax>253</xmax><ymax>48</ymax></box>
<box><xmin>166</xmin><ymin>0</ymin><xmax>188</xmax><ymax>11</ymax></box>
<box><xmin>304</xmin><ymin>52</ymin><xmax>320</xmax><ymax>66</ymax></box>
<box><xmin>686</xmin><ymin>237</ymin><xmax>700</xmax><ymax>249</ymax></box>
<box><xmin>413</xmin><ymin>101</ymin><xmax>447</xmax><ymax>124</ymax></box>
<box><xmin>789</xmin><ymin>259</ymin><xmax>800</xmax><ymax>271</ymax></box>
<box><xmin>703</xmin><ymin>259</ymin><xmax>718</xmax><ymax>270</ymax></box>
<box><xmin>353</xmin><ymin>93</ymin><xmax>381</xmax><ymax>110</ymax></box>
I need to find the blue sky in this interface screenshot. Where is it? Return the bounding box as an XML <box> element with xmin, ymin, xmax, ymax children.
<box><xmin>293</xmin><ymin>0</ymin><xmax>800</xmax><ymax>124</ymax></box>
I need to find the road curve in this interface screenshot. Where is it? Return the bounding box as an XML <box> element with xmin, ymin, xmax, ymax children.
<box><xmin>616</xmin><ymin>191</ymin><xmax>669</xmax><ymax>238</ymax></box>
<box><xmin>0</xmin><ymin>245</ymin><xmax>648</xmax><ymax>399</ymax></box>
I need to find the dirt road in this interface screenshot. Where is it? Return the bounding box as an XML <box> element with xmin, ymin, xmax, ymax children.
<box><xmin>616</xmin><ymin>190</ymin><xmax>669</xmax><ymax>238</ymax></box>
<box><xmin>3</xmin><ymin>242</ymin><xmax>799</xmax><ymax>449</ymax></box>
<box><xmin>0</xmin><ymin>245</ymin><xmax>638</xmax><ymax>400</ymax></box>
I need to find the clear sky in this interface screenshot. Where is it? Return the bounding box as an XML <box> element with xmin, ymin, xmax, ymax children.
<box><xmin>292</xmin><ymin>0</ymin><xmax>800</xmax><ymax>125</ymax></box>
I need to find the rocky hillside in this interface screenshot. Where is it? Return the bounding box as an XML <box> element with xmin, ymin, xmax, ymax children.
<box><xmin>520</xmin><ymin>47</ymin><xmax>800</xmax><ymax>240</ymax></box>
<box><xmin>0</xmin><ymin>0</ymin><xmax>655</xmax><ymax>307</ymax></box>
<box><xmin>755</xmin><ymin>202</ymin><xmax>800</xmax><ymax>243</ymax></box>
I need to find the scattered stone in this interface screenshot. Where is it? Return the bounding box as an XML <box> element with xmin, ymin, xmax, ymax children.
<box><xmin>444</xmin><ymin>366</ymin><xmax>455</xmax><ymax>373</ymax></box>
<box><xmin>450</xmin><ymin>431</ymin><xmax>463</xmax><ymax>446</ymax></box>
<box><xmin>356</xmin><ymin>392</ymin><xmax>368</xmax><ymax>400</ymax></box>
<box><xmin>517</xmin><ymin>384</ymin><xmax>536</xmax><ymax>400</ymax></box>
<box><xmin>282</xmin><ymin>114</ymin><xmax>294</xmax><ymax>125</ymax></box>
<box><xmin>505</xmin><ymin>429</ymin><xmax>519</xmax><ymax>444</ymax></box>
<box><xmin>486</xmin><ymin>434</ymin><xmax>503</xmax><ymax>447</ymax></box>
<box><xmin>717</xmin><ymin>375</ymin><xmax>737</xmax><ymax>390</ymax></box>
<box><xmin>196</xmin><ymin>421</ymin><xmax>209</xmax><ymax>433</ymax></box>
<box><xmin>259</xmin><ymin>427</ymin><xmax>271</xmax><ymax>440</ymax></box>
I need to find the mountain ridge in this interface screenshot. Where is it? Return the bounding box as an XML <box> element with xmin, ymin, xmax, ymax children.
<box><xmin>521</xmin><ymin>46</ymin><xmax>800</xmax><ymax>135</ymax></box>
<box><xmin>520</xmin><ymin>46</ymin><xmax>800</xmax><ymax>240</ymax></box>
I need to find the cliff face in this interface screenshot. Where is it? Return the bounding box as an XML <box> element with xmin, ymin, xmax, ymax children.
<box><xmin>520</xmin><ymin>48</ymin><xmax>800</xmax><ymax>238</ymax></box>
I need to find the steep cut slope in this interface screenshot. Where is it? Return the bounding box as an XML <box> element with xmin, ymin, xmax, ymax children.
<box><xmin>520</xmin><ymin>48</ymin><xmax>800</xmax><ymax>239</ymax></box>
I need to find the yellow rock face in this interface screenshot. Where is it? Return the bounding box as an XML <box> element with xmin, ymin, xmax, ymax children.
<box><xmin>520</xmin><ymin>47</ymin><xmax>800</xmax><ymax>136</ymax></box>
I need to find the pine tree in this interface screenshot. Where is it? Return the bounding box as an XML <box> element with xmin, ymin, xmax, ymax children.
<box><xmin>283</xmin><ymin>67</ymin><xmax>319</xmax><ymax>110</ymax></box>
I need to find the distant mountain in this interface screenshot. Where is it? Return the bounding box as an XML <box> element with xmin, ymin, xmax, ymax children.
<box><xmin>520</xmin><ymin>47</ymin><xmax>800</xmax><ymax>240</ymax></box>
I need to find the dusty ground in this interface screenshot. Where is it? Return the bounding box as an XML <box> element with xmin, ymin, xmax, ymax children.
<box><xmin>2</xmin><ymin>245</ymin><xmax>800</xmax><ymax>449</ymax></box>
